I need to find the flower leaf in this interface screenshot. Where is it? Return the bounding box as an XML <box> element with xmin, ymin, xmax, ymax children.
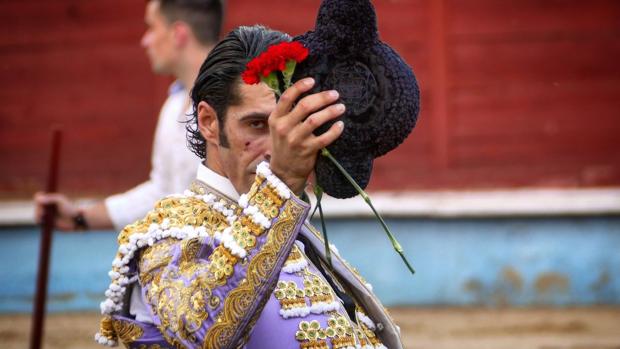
<box><xmin>261</xmin><ymin>72</ymin><xmax>281</xmax><ymax>96</ymax></box>
<box><xmin>282</xmin><ymin>60</ymin><xmax>297</xmax><ymax>90</ymax></box>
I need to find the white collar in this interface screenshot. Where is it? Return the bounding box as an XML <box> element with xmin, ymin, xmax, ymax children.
<box><xmin>196</xmin><ymin>163</ymin><xmax>240</xmax><ymax>200</ymax></box>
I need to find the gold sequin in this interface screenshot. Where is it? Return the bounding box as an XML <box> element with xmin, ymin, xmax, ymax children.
<box><xmin>295</xmin><ymin>314</ymin><xmax>358</xmax><ymax>349</ymax></box>
<box><xmin>274</xmin><ymin>280</ymin><xmax>307</xmax><ymax>311</ymax></box>
<box><xmin>112</xmin><ymin>318</ymin><xmax>144</xmax><ymax>344</ymax></box>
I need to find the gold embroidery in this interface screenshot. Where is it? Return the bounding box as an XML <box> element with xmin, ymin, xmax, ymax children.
<box><xmin>101</xmin><ymin>178</ymin><xmax>302</xmax><ymax>348</ymax></box>
<box><xmin>112</xmin><ymin>319</ymin><xmax>144</xmax><ymax>344</ymax></box>
<box><xmin>355</xmin><ymin>307</ymin><xmax>384</xmax><ymax>348</ymax></box>
<box><xmin>98</xmin><ymin>316</ymin><xmax>115</xmax><ymax>340</ymax></box>
<box><xmin>181</xmin><ymin>238</ymin><xmax>203</xmax><ymax>265</ymax></box>
<box><xmin>145</xmin><ymin>266</ymin><xmax>214</xmax><ymax>347</ymax></box>
<box><xmin>283</xmin><ymin>244</ymin><xmax>305</xmax><ymax>268</ymax></box>
<box><xmin>120</xmin><ymin>196</ymin><xmax>229</xmax><ymax>247</ymax></box>
<box><xmin>146</xmin><ymin>273</ymin><xmax>211</xmax><ymax>348</ymax></box>
<box><xmin>139</xmin><ymin>181</ymin><xmax>297</xmax><ymax>348</ymax></box>
<box><xmin>303</xmin><ymin>271</ymin><xmax>335</xmax><ymax>306</ymax></box>
<box><xmin>274</xmin><ymin>280</ymin><xmax>306</xmax><ymax>310</ymax></box>
<box><xmin>250</xmin><ymin>184</ymin><xmax>283</xmax><ymax>219</ymax></box>
<box><xmin>207</xmin><ymin>246</ymin><xmax>238</xmax><ymax>283</ymax></box>
<box><xmin>295</xmin><ymin>314</ymin><xmax>357</xmax><ymax>349</ymax></box>
<box><xmin>140</xmin><ymin>238</ymin><xmax>176</xmax><ymax>284</ymax></box>
<box><xmin>238</xmin><ymin>216</ymin><xmax>262</xmax><ymax>236</ymax></box>
<box><xmin>204</xmin><ymin>200</ymin><xmax>305</xmax><ymax>349</ymax></box>
<box><xmin>231</xmin><ymin>221</ymin><xmax>257</xmax><ymax>250</ymax></box>
<box><xmin>295</xmin><ymin>320</ymin><xmax>329</xmax><ymax>349</ymax></box>
<box><xmin>137</xmin><ymin>344</ymin><xmax>166</xmax><ymax>349</ymax></box>
<box><xmin>244</xmin><ymin>175</ymin><xmax>265</xmax><ymax>201</ymax></box>
<box><xmin>209</xmin><ymin>295</ymin><xmax>221</xmax><ymax>309</ymax></box>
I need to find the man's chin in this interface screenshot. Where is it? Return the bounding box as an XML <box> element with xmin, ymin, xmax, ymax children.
<box><xmin>150</xmin><ymin>62</ymin><xmax>169</xmax><ymax>76</ymax></box>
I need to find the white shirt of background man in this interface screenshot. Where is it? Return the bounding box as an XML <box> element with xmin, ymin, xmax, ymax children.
<box><xmin>105</xmin><ymin>81</ymin><xmax>200</xmax><ymax>230</ymax></box>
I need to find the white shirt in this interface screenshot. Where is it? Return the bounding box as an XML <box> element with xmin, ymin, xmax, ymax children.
<box><xmin>105</xmin><ymin>82</ymin><xmax>200</xmax><ymax>230</ymax></box>
<box><xmin>129</xmin><ymin>163</ymin><xmax>239</xmax><ymax>323</ymax></box>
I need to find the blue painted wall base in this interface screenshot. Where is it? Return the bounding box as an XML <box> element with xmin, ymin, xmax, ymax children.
<box><xmin>1</xmin><ymin>216</ymin><xmax>619</xmax><ymax>313</ymax></box>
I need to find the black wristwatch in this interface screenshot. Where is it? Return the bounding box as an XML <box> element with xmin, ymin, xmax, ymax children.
<box><xmin>73</xmin><ymin>211</ymin><xmax>89</xmax><ymax>231</ymax></box>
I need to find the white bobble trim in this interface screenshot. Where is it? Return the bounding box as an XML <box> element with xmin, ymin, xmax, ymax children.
<box><xmin>282</xmin><ymin>259</ymin><xmax>308</xmax><ymax>274</ymax></box>
<box><xmin>309</xmin><ymin>301</ymin><xmax>340</xmax><ymax>314</ymax></box>
<box><xmin>256</xmin><ymin>162</ymin><xmax>291</xmax><ymax>199</ymax></box>
<box><xmin>280</xmin><ymin>306</ymin><xmax>310</xmax><ymax>319</ymax></box>
<box><xmin>161</xmin><ymin>219</ymin><xmax>170</xmax><ymax>229</ymax></box>
<box><xmin>238</xmin><ymin>194</ymin><xmax>249</xmax><ymax>208</ymax></box>
<box><xmin>148</xmin><ymin>223</ymin><xmax>159</xmax><ymax>232</ymax></box>
<box><xmin>356</xmin><ymin>311</ymin><xmax>376</xmax><ymax>330</ymax></box>
<box><xmin>219</xmin><ymin>227</ymin><xmax>247</xmax><ymax>258</ymax></box>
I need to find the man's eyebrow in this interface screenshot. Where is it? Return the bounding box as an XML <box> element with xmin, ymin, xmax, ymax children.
<box><xmin>238</xmin><ymin>112</ymin><xmax>270</xmax><ymax>121</ymax></box>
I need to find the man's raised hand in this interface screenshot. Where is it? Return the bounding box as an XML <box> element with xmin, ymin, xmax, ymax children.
<box><xmin>268</xmin><ymin>78</ymin><xmax>345</xmax><ymax>195</ymax></box>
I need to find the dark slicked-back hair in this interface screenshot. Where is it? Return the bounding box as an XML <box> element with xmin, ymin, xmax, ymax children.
<box><xmin>156</xmin><ymin>0</ymin><xmax>224</xmax><ymax>45</ymax></box>
<box><xmin>187</xmin><ymin>25</ymin><xmax>291</xmax><ymax>159</ymax></box>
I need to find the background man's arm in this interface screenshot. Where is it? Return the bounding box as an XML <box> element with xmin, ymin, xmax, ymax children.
<box><xmin>33</xmin><ymin>192</ymin><xmax>114</xmax><ymax>231</ymax></box>
<box><xmin>33</xmin><ymin>92</ymin><xmax>191</xmax><ymax>232</ymax></box>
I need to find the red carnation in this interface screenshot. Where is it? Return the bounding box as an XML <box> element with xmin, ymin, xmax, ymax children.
<box><xmin>242</xmin><ymin>41</ymin><xmax>309</xmax><ymax>86</ymax></box>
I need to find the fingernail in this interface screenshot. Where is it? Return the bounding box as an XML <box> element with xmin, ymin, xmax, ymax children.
<box><xmin>304</xmin><ymin>78</ymin><xmax>315</xmax><ymax>86</ymax></box>
<box><xmin>336</xmin><ymin>121</ymin><xmax>344</xmax><ymax>129</ymax></box>
<box><xmin>329</xmin><ymin>90</ymin><xmax>339</xmax><ymax>98</ymax></box>
<box><xmin>335</xmin><ymin>103</ymin><xmax>345</xmax><ymax>112</ymax></box>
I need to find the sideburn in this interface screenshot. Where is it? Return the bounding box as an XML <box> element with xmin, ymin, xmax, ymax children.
<box><xmin>218</xmin><ymin>126</ymin><xmax>230</xmax><ymax>148</ymax></box>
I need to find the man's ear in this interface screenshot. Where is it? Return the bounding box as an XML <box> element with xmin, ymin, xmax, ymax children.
<box><xmin>197</xmin><ymin>101</ymin><xmax>220</xmax><ymax>146</ymax></box>
<box><xmin>172</xmin><ymin>21</ymin><xmax>190</xmax><ymax>47</ymax></box>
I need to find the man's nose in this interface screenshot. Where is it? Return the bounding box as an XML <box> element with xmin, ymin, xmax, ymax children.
<box><xmin>140</xmin><ymin>32</ymin><xmax>149</xmax><ymax>48</ymax></box>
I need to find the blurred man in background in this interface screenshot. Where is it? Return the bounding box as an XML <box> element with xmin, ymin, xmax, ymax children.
<box><xmin>34</xmin><ymin>0</ymin><xmax>224</xmax><ymax>231</ymax></box>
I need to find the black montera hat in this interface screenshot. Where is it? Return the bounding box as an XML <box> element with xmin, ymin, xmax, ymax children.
<box><xmin>293</xmin><ymin>0</ymin><xmax>420</xmax><ymax>199</ymax></box>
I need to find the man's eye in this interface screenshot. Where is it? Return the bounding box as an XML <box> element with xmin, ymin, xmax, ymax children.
<box><xmin>249</xmin><ymin>120</ymin><xmax>266</xmax><ymax>129</ymax></box>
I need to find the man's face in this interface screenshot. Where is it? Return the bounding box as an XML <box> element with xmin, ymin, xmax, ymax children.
<box><xmin>141</xmin><ymin>1</ymin><xmax>177</xmax><ymax>74</ymax></box>
<box><xmin>218</xmin><ymin>82</ymin><xmax>276</xmax><ymax>193</ymax></box>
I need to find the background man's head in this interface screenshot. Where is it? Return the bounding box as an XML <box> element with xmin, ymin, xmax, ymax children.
<box><xmin>188</xmin><ymin>25</ymin><xmax>291</xmax><ymax>192</ymax></box>
<box><xmin>141</xmin><ymin>0</ymin><xmax>223</xmax><ymax>74</ymax></box>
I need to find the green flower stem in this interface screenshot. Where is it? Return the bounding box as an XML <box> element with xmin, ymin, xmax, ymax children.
<box><xmin>320</xmin><ymin>148</ymin><xmax>415</xmax><ymax>275</ymax></box>
<box><xmin>314</xmin><ymin>186</ymin><xmax>333</xmax><ymax>268</ymax></box>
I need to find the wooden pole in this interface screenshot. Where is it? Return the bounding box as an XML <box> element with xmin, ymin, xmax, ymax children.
<box><xmin>30</xmin><ymin>128</ymin><xmax>62</xmax><ymax>349</ymax></box>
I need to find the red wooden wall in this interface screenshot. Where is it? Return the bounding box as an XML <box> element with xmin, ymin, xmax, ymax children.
<box><xmin>0</xmin><ymin>0</ymin><xmax>619</xmax><ymax>198</ymax></box>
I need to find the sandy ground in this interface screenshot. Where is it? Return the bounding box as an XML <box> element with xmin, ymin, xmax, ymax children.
<box><xmin>1</xmin><ymin>307</ymin><xmax>619</xmax><ymax>349</ymax></box>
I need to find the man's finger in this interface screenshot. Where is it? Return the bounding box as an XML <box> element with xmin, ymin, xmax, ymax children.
<box><xmin>285</xmin><ymin>90</ymin><xmax>340</xmax><ymax>127</ymax></box>
<box><xmin>310</xmin><ymin>121</ymin><xmax>345</xmax><ymax>149</ymax></box>
<box><xmin>293</xmin><ymin>103</ymin><xmax>345</xmax><ymax>139</ymax></box>
<box><xmin>34</xmin><ymin>193</ymin><xmax>63</xmax><ymax>205</ymax></box>
<box><xmin>271</xmin><ymin>78</ymin><xmax>315</xmax><ymax>118</ymax></box>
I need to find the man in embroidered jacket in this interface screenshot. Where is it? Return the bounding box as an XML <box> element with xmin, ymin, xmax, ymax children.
<box><xmin>96</xmin><ymin>25</ymin><xmax>402</xmax><ymax>349</ymax></box>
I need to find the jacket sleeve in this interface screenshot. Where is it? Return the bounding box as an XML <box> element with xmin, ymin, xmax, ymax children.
<box><xmin>137</xmin><ymin>162</ymin><xmax>310</xmax><ymax>349</ymax></box>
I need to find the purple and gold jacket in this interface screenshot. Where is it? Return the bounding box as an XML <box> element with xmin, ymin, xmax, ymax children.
<box><xmin>96</xmin><ymin>163</ymin><xmax>402</xmax><ymax>349</ymax></box>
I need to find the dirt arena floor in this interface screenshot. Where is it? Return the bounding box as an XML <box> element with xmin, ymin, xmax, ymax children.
<box><xmin>1</xmin><ymin>307</ymin><xmax>619</xmax><ymax>349</ymax></box>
